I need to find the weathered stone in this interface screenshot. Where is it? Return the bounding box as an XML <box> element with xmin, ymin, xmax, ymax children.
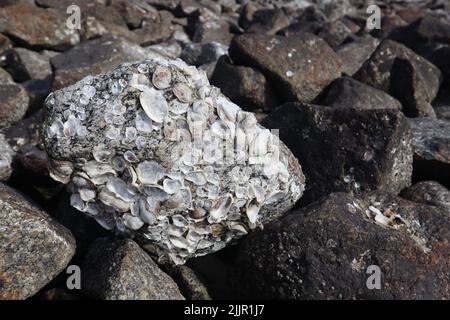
<box><xmin>317</xmin><ymin>76</ymin><xmax>402</xmax><ymax>111</ymax></box>
<box><xmin>0</xmin><ymin>4</ymin><xmax>79</xmax><ymax>50</ymax></box>
<box><xmin>3</xmin><ymin>48</ymin><xmax>52</xmax><ymax>82</ymax></box>
<box><xmin>390</xmin><ymin>15</ymin><xmax>450</xmax><ymax>47</ymax></box>
<box><xmin>245</xmin><ymin>8</ymin><xmax>291</xmax><ymax>35</ymax></box>
<box><xmin>355</xmin><ymin>39</ymin><xmax>442</xmax><ymax>118</ymax></box>
<box><xmin>133</xmin><ymin>10</ymin><xmax>176</xmax><ymax>46</ymax></box>
<box><xmin>0</xmin><ymin>183</ymin><xmax>75</xmax><ymax>299</ymax></box>
<box><xmin>262</xmin><ymin>103</ymin><xmax>412</xmax><ymax>205</ymax></box>
<box><xmin>229</xmin><ymin>32</ymin><xmax>341</xmax><ymax>103</ymax></box>
<box><xmin>409</xmin><ymin>118</ymin><xmax>450</xmax><ymax>186</ymax></box>
<box><xmin>82</xmin><ymin>238</ymin><xmax>185</xmax><ymax>300</ymax></box>
<box><xmin>426</xmin><ymin>45</ymin><xmax>450</xmax><ymax>80</ymax></box>
<box><xmin>0</xmin><ymin>78</ymin><xmax>29</xmax><ymax>128</ymax></box>
<box><xmin>168</xmin><ymin>265</ymin><xmax>212</xmax><ymax>300</ymax></box>
<box><xmin>177</xmin><ymin>0</ymin><xmax>222</xmax><ymax>16</ymax></box>
<box><xmin>42</xmin><ymin>58</ymin><xmax>305</xmax><ymax>264</ymax></box>
<box><xmin>318</xmin><ymin>19</ymin><xmax>353</xmax><ymax>49</ymax></box>
<box><xmin>0</xmin><ymin>33</ymin><xmax>11</xmax><ymax>57</ymax></box>
<box><xmin>51</xmin><ymin>35</ymin><xmax>151</xmax><ymax>90</ymax></box>
<box><xmin>336</xmin><ymin>35</ymin><xmax>379</xmax><ymax>76</ymax></box>
<box><xmin>181</xmin><ymin>42</ymin><xmax>227</xmax><ymax>66</ymax></box>
<box><xmin>22</xmin><ymin>78</ymin><xmax>53</xmax><ymax>114</ymax></box>
<box><xmin>211</xmin><ymin>56</ymin><xmax>280</xmax><ymax>112</ymax></box>
<box><xmin>401</xmin><ymin>181</ymin><xmax>450</xmax><ymax>211</ymax></box>
<box><xmin>191</xmin><ymin>9</ymin><xmax>233</xmax><ymax>46</ymax></box>
<box><xmin>111</xmin><ymin>0</ymin><xmax>157</xmax><ymax>29</ymax></box>
<box><xmin>146</xmin><ymin>41</ymin><xmax>183</xmax><ymax>60</ymax></box>
<box><xmin>0</xmin><ymin>133</ymin><xmax>13</xmax><ymax>181</ymax></box>
<box><xmin>229</xmin><ymin>192</ymin><xmax>450</xmax><ymax>299</ymax></box>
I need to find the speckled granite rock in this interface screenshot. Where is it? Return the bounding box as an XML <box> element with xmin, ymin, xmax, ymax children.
<box><xmin>0</xmin><ymin>134</ymin><xmax>14</xmax><ymax>181</ymax></box>
<box><xmin>82</xmin><ymin>238</ymin><xmax>185</xmax><ymax>300</ymax></box>
<box><xmin>401</xmin><ymin>181</ymin><xmax>450</xmax><ymax>212</ymax></box>
<box><xmin>42</xmin><ymin>57</ymin><xmax>305</xmax><ymax>264</ymax></box>
<box><xmin>0</xmin><ymin>183</ymin><xmax>76</xmax><ymax>299</ymax></box>
<box><xmin>0</xmin><ymin>76</ymin><xmax>29</xmax><ymax>129</ymax></box>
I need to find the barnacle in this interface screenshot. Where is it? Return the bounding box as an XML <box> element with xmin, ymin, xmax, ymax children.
<box><xmin>42</xmin><ymin>58</ymin><xmax>305</xmax><ymax>264</ymax></box>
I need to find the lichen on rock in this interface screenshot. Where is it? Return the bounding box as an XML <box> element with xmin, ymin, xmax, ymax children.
<box><xmin>42</xmin><ymin>57</ymin><xmax>305</xmax><ymax>264</ymax></box>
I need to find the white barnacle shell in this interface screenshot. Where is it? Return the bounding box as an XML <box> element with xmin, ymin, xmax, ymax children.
<box><xmin>152</xmin><ymin>65</ymin><xmax>172</xmax><ymax>89</ymax></box>
<box><xmin>98</xmin><ymin>189</ymin><xmax>130</xmax><ymax>212</ymax></box>
<box><xmin>208</xmin><ymin>194</ymin><xmax>233</xmax><ymax>224</ymax></box>
<box><xmin>83</xmin><ymin>161</ymin><xmax>116</xmax><ymax>178</ymax></box>
<box><xmin>79</xmin><ymin>188</ymin><xmax>96</xmax><ymax>201</ymax></box>
<box><xmin>135</xmin><ymin>110</ymin><xmax>153</xmax><ymax>132</ymax></box>
<box><xmin>136</xmin><ymin>160</ymin><xmax>165</xmax><ymax>185</ymax></box>
<box><xmin>92</xmin><ymin>144</ymin><xmax>114</xmax><ymax>163</ymax></box>
<box><xmin>129</xmin><ymin>73</ymin><xmax>151</xmax><ymax>91</ymax></box>
<box><xmin>123</xmin><ymin>213</ymin><xmax>144</xmax><ymax>230</ymax></box>
<box><xmin>106</xmin><ymin>177</ymin><xmax>134</xmax><ymax>202</ymax></box>
<box><xmin>173</xmin><ymin>83</ymin><xmax>192</xmax><ymax>103</ymax></box>
<box><xmin>163</xmin><ymin>178</ymin><xmax>182</xmax><ymax>194</ymax></box>
<box><xmin>139</xmin><ymin>87</ymin><xmax>168</xmax><ymax>123</ymax></box>
<box><xmin>48</xmin><ymin>159</ymin><xmax>74</xmax><ymax>184</ymax></box>
<box><xmin>246</xmin><ymin>201</ymin><xmax>260</xmax><ymax>225</ymax></box>
<box><xmin>185</xmin><ymin>171</ymin><xmax>207</xmax><ymax>186</ymax></box>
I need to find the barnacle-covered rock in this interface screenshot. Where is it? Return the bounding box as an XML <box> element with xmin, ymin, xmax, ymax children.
<box><xmin>42</xmin><ymin>58</ymin><xmax>305</xmax><ymax>264</ymax></box>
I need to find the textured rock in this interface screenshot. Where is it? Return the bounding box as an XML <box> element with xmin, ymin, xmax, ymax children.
<box><xmin>229</xmin><ymin>32</ymin><xmax>341</xmax><ymax>103</ymax></box>
<box><xmin>317</xmin><ymin>76</ymin><xmax>402</xmax><ymax>111</ymax></box>
<box><xmin>336</xmin><ymin>35</ymin><xmax>379</xmax><ymax>76</ymax></box>
<box><xmin>82</xmin><ymin>238</ymin><xmax>185</xmax><ymax>300</ymax></box>
<box><xmin>191</xmin><ymin>8</ymin><xmax>233</xmax><ymax>46</ymax></box>
<box><xmin>50</xmin><ymin>35</ymin><xmax>152</xmax><ymax>90</ymax></box>
<box><xmin>211</xmin><ymin>56</ymin><xmax>280</xmax><ymax>112</ymax></box>
<box><xmin>0</xmin><ymin>78</ymin><xmax>29</xmax><ymax>128</ymax></box>
<box><xmin>181</xmin><ymin>42</ymin><xmax>227</xmax><ymax>66</ymax></box>
<box><xmin>168</xmin><ymin>265</ymin><xmax>212</xmax><ymax>300</ymax></box>
<box><xmin>318</xmin><ymin>19</ymin><xmax>353</xmax><ymax>49</ymax></box>
<box><xmin>0</xmin><ymin>133</ymin><xmax>13</xmax><ymax>181</ymax></box>
<box><xmin>229</xmin><ymin>192</ymin><xmax>450</xmax><ymax>299</ymax></box>
<box><xmin>355</xmin><ymin>39</ymin><xmax>442</xmax><ymax>118</ymax></box>
<box><xmin>401</xmin><ymin>181</ymin><xmax>450</xmax><ymax>212</ymax></box>
<box><xmin>0</xmin><ymin>33</ymin><xmax>11</xmax><ymax>57</ymax></box>
<box><xmin>133</xmin><ymin>10</ymin><xmax>176</xmax><ymax>46</ymax></box>
<box><xmin>42</xmin><ymin>58</ymin><xmax>305</xmax><ymax>264</ymax></box>
<box><xmin>3</xmin><ymin>47</ymin><xmax>52</xmax><ymax>82</ymax></box>
<box><xmin>0</xmin><ymin>183</ymin><xmax>75</xmax><ymax>299</ymax></box>
<box><xmin>0</xmin><ymin>4</ymin><xmax>79</xmax><ymax>50</ymax></box>
<box><xmin>426</xmin><ymin>45</ymin><xmax>450</xmax><ymax>80</ymax></box>
<box><xmin>262</xmin><ymin>103</ymin><xmax>412</xmax><ymax>205</ymax></box>
<box><xmin>409</xmin><ymin>118</ymin><xmax>450</xmax><ymax>186</ymax></box>
<box><xmin>244</xmin><ymin>8</ymin><xmax>291</xmax><ymax>35</ymax></box>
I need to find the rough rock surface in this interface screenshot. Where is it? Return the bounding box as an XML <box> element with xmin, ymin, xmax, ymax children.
<box><xmin>0</xmin><ymin>133</ymin><xmax>14</xmax><ymax>181</ymax></box>
<box><xmin>229</xmin><ymin>192</ymin><xmax>450</xmax><ymax>299</ymax></box>
<box><xmin>355</xmin><ymin>39</ymin><xmax>442</xmax><ymax>118</ymax></box>
<box><xmin>317</xmin><ymin>76</ymin><xmax>402</xmax><ymax>111</ymax></box>
<box><xmin>51</xmin><ymin>35</ymin><xmax>152</xmax><ymax>90</ymax></box>
<box><xmin>401</xmin><ymin>181</ymin><xmax>450</xmax><ymax>212</ymax></box>
<box><xmin>336</xmin><ymin>35</ymin><xmax>379</xmax><ymax>76</ymax></box>
<box><xmin>0</xmin><ymin>4</ymin><xmax>79</xmax><ymax>50</ymax></box>
<box><xmin>229</xmin><ymin>32</ymin><xmax>341</xmax><ymax>103</ymax></box>
<box><xmin>42</xmin><ymin>58</ymin><xmax>305</xmax><ymax>264</ymax></box>
<box><xmin>167</xmin><ymin>264</ymin><xmax>212</xmax><ymax>300</ymax></box>
<box><xmin>82</xmin><ymin>238</ymin><xmax>185</xmax><ymax>300</ymax></box>
<box><xmin>262</xmin><ymin>103</ymin><xmax>412</xmax><ymax>205</ymax></box>
<box><xmin>409</xmin><ymin>117</ymin><xmax>450</xmax><ymax>186</ymax></box>
<box><xmin>0</xmin><ymin>183</ymin><xmax>76</xmax><ymax>299</ymax></box>
<box><xmin>211</xmin><ymin>56</ymin><xmax>280</xmax><ymax>112</ymax></box>
<box><xmin>3</xmin><ymin>47</ymin><xmax>52</xmax><ymax>82</ymax></box>
<box><xmin>0</xmin><ymin>76</ymin><xmax>29</xmax><ymax>128</ymax></box>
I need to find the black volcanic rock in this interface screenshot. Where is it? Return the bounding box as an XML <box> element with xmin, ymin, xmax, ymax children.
<box><xmin>262</xmin><ymin>103</ymin><xmax>412</xmax><ymax>205</ymax></box>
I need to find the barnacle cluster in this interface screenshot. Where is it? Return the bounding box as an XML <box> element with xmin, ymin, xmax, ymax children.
<box><xmin>42</xmin><ymin>58</ymin><xmax>305</xmax><ymax>264</ymax></box>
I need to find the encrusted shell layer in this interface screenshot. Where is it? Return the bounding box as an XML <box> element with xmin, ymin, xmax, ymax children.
<box><xmin>42</xmin><ymin>58</ymin><xmax>305</xmax><ymax>265</ymax></box>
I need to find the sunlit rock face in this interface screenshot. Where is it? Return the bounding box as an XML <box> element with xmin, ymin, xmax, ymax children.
<box><xmin>42</xmin><ymin>58</ymin><xmax>305</xmax><ymax>264</ymax></box>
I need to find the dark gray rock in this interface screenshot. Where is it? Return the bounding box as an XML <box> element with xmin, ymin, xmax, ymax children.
<box><xmin>177</xmin><ymin>0</ymin><xmax>222</xmax><ymax>16</ymax></box>
<box><xmin>389</xmin><ymin>15</ymin><xmax>450</xmax><ymax>47</ymax></box>
<box><xmin>51</xmin><ymin>35</ymin><xmax>151</xmax><ymax>90</ymax></box>
<box><xmin>211</xmin><ymin>56</ymin><xmax>280</xmax><ymax>112</ymax></box>
<box><xmin>401</xmin><ymin>181</ymin><xmax>450</xmax><ymax>212</ymax></box>
<box><xmin>133</xmin><ymin>10</ymin><xmax>176</xmax><ymax>46</ymax></box>
<box><xmin>0</xmin><ymin>183</ymin><xmax>75</xmax><ymax>299</ymax></box>
<box><xmin>355</xmin><ymin>39</ymin><xmax>442</xmax><ymax>118</ymax></box>
<box><xmin>111</xmin><ymin>0</ymin><xmax>157</xmax><ymax>29</ymax></box>
<box><xmin>22</xmin><ymin>78</ymin><xmax>53</xmax><ymax>114</ymax></box>
<box><xmin>0</xmin><ymin>33</ymin><xmax>11</xmax><ymax>57</ymax></box>
<box><xmin>229</xmin><ymin>32</ymin><xmax>341</xmax><ymax>103</ymax></box>
<box><xmin>82</xmin><ymin>238</ymin><xmax>185</xmax><ymax>300</ymax></box>
<box><xmin>409</xmin><ymin>118</ymin><xmax>450</xmax><ymax>187</ymax></box>
<box><xmin>0</xmin><ymin>78</ymin><xmax>29</xmax><ymax>128</ymax></box>
<box><xmin>0</xmin><ymin>4</ymin><xmax>79</xmax><ymax>50</ymax></box>
<box><xmin>317</xmin><ymin>76</ymin><xmax>402</xmax><ymax>111</ymax></box>
<box><xmin>167</xmin><ymin>265</ymin><xmax>212</xmax><ymax>300</ymax></box>
<box><xmin>245</xmin><ymin>8</ymin><xmax>291</xmax><ymax>35</ymax></box>
<box><xmin>336</xmin><ymin>35</ymin><xmax>379</xmax><ymax>76</ymax></box>
<box><xmin>229</xmin><ymin>192</ymin><xmax>450</xmax><ymax>299</ymax></box>
<box><xmin>191</xmin><ymin>8</ymin><xmax>233</xmax><ymax>46</ymax></box>
<box><xmin>262</xmin><ymin>103</ymin><xmax>412</xmax><ymax>205</ymax></box>
<box><xmin>181</xmin><ymin>42</ymin><xmax>227</xmax><ymax>66</ymax></box>
<box><xmin>426</xmin><ymin>45</ymin><xmax>450</xmax><ymax>80</ymax></box>
<box><xmin>3</xmin><ymin>47</ymin><xmax>52</xmax><ymax>82</ymax></box>
<box><xmin>318</xmin><ymin>19</ymin><xmax>353</xmax><ymax>49</ymax></box>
